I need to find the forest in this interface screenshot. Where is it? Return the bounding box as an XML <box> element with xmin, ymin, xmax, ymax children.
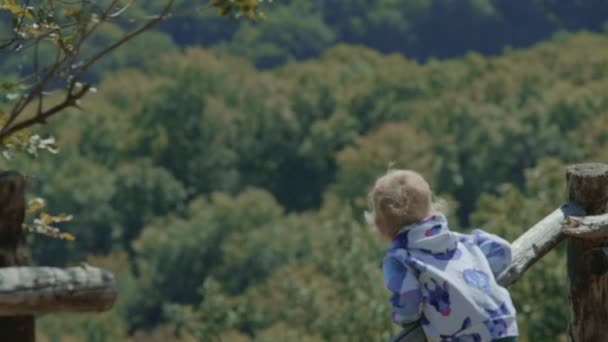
<box><xmin>2</xmin><ymin>1</ymin><xmax>608</xmax><ymax>341</ymax></box>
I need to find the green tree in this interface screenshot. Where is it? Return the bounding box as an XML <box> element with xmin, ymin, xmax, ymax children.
<box><xmin>0</xmin><ymin>0</ymin><xmax>270</xmax><ymax>247</ymax></box>
<box><xmin>129</xmin><ymin>188</ymin><xmax>285</xmax><ymax>331</ymax></box>
<box><xmin>18</xmin><ymin>151</ymin><xmax>119</xmax><ymax>265</ymax></box>
<box><xmin>226</xmin><ymin>3</ymin><xmax>335</xmax><ymax>68</ymax></box>
<box><xmin>332</xmin><ymin>122</ymin><xmax>436</xmax><ymax>212</ymax></box>
<box><xmin>112</xmin><ymin>159</ymin><xmax>187</xmax><ymax>255</ymax></box>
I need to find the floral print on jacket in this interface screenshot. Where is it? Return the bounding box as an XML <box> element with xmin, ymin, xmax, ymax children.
<box><xmin>382</xmin><ymin>214</ymin><xmax>518</xmax><ymax>342</ymax></box>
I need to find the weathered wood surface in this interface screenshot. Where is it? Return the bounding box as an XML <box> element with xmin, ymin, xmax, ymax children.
<box><xmin>0</xmin><ymin>170</ymin><xmax>118</xmax><ymax>342</ymax></box>
<box><xmin>0</xmin><ymin>265</ymin><xmax>117</xmax><ymax>316</ymax></box>
<box><xmin>498</xmin><ymin>202</ymin><xmax>584</xmax><ymax>287</ymax></box>
<box><xmin>562</xmin><ymin>213</ymin><xmax>608</xmax><ymax>240</ymax></box>
<box><xmin>391</xmin><ymin>202</ymin><xmax>585</xmax><ymax>342</ymax></box>
<box><xmin>566</xmin><ymin>163</ymin><xmax>608</xmax><ymax>342</ymax></box>
<box><xmin>0</xmin><ymin>171</ymin><xmax>35</xmax><ymax>341</ymax></box>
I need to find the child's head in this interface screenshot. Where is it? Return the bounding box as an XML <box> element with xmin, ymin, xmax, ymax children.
<box><xmin>365</xmin><ymin>169</ymin><xmax>437</xmax><ymax>239</ymax></box>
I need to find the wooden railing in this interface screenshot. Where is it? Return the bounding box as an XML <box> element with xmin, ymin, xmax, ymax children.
<box><xmin>0</xmin><ymin>171</ymin><xmax>117</xmax><ymax>342</ymax></box>
<box><xmin>393</xmin><ymin>163</ymin><xmax>608</xmax><ymax>342</ymax></box>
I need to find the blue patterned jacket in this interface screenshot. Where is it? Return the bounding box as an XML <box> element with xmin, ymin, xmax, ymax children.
<box><xmin>382</xmin><ymin>214</ymin><xmax>518</xmax><ymax>342</ymax></box>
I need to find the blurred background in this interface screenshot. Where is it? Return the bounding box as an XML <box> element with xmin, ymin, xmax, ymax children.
<box><xmin>2</xmin><ymin>0</ymin><xmax>608</xmax><ymax>341</ymax></box>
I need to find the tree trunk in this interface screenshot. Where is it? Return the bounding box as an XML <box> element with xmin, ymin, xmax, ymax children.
<box><xmin>566</xmin><ymin>163</ymin><xmax>608</xmax><ymax>342</ymax></box>
<box><xmin>0</xmin><ymin>171</ymin><xmax>35</xmax><ymax>342</ymax></box>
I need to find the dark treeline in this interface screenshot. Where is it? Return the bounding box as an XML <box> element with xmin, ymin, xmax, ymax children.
<box><xmin>161</xmin><ymin>0</ymin><xmax>608</xmax><ymax>67</ymax></box>
<box><xmin>2</xmin><ymin>0</ymin><xmax>608</xmax><ymax>73</ymax></box>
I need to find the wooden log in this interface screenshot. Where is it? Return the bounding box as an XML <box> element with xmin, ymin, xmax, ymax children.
<box><xmin>0</xmin><ymin>171</ymin><xmax>35</xmax><ymax>341</ymax></box>
<box><xmin>0</xmin><ymin>265</ymin><xmax>117</xmax><ymax>316</ymax></box>
<box><xmin>566</xmin><ymin>163</ymin><xmax>608</xmax><ymax>342</ymax></box>
<box><xmin>498</xmin><ymin>202</ymin><xmax>584</xmax><ymax>287</ymax></box>
<box><xmin>562</xmin><ymin>213</ymin><xmax>608</xmax><ymax>240</ymax></box>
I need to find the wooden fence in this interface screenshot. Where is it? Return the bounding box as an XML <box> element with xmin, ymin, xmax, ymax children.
<box><xmin>393</xmin><ymin>163</ymin><xmax>608</xmax><ymax>342</ymax></box>
<box><xmin>0</xmin><ymin>171</ymin><xmax>117</xmax><ymax>341</ymax></box>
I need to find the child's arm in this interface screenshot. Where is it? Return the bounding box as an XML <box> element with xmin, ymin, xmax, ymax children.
<box><xmin>469</xmin><ymin>229</ymin><xmax>512</xmax><ymax>277</ymax></box>
<box><xmin>382</xmin><ymin>255</ymin><xmax>423</xmax><ymax>326</ymax></box>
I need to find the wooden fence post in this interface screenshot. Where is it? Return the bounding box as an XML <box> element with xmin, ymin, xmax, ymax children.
<box><xmin>566</xmin><ymin>163</ymin><xmax>608</xmax><ymax>342</ymax></box>
<box><xmin>0</xmin><ymin>171</ymin><xmax>35</xmax><ymax>342</ymax></box>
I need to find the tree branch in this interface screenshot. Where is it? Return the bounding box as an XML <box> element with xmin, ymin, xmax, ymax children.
<box><xmin>0</xmin><ymin>0</ymin><xmax>176</xmax><ymax>140</ymax></box>
<box><xmin>75</xmin><ymin>0</ymin><xmax>176</xmax><ymax>77</ymax></box>
<box><xmin>0</xmin><ymin>84</ymin><xmax>91</xmax><ymax>141</ymax></box>
<box><xmin>2</xmin><ymin>49</ymin><xmax>68</xmax><ymax>137</ymax></box>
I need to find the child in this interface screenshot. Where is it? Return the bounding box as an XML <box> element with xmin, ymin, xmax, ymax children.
<box><xmin>366</xmin><ymin>170</ymin><xmax>518</xmax><ymax>342</ymax></box>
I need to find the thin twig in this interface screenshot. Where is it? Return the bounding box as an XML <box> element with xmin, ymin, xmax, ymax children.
<box><xmin>0</xmin><ymin>84</ymin><xmax>91</xmax><ymax>140</ymax></box>
<box><xmin>2</xmin><ymin>44</ymin><xmax>67</xmax><ymax>136</ymax></box>
<box><xmin>109</xmin><ymin>0</ymin><xmax>134</xmax><ymax>18</ymax></box>
<box><xmin>75</xmin><ymin>0</ymin><xmax>176</xmax><ymax>77</ymax></box>
<box><xmin>34</xmin><ymin>39</ymin><xmax>43</xmax><ymax>116</ymax></box>
<box><xmin>0</xmin><ymin>0</ymin><xmax>177</xmax><ymax>139</ymax></box>
<box><xmin>0</xmin><ymin>37</ymin><xmax>19</xmax><ymax>50</ymax></box>
<box><xmin>0</xmin><ymin>0</ymin><xmax>115</xmax><ymax>134</ymax></box>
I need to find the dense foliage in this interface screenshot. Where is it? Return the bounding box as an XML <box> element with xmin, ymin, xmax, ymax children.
<box><xmin>3</xmin><ymin>2</ymin><xmax>608</xmax><ymax>342</ymax></box>
<box><xmin>3</xmin><ymin>0</ymin><xmax>608</xmax><ymax>76</ymax></box>
<box><xmin>1</xmin><ymin>30</ymin><xmax>603</xmax><ymax>341</ymax></box>
<box><xmin>156</xmin><ymin>0</ymin><xmax>608</xmax><ymax>68</ymax></box>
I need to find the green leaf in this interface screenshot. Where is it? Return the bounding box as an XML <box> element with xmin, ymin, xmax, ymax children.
<box><xmin>0</xmin><ymin>2</ymin><xmax>32</xmax><ymax>19</ymax></box>
<box><xmin>27</xmin><ymin>198</ymin><xmax>46</xmax><ymax>213</ymax></box>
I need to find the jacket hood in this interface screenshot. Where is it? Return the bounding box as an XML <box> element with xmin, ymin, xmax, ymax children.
<box><xmin>389</xmin><ymin>214</ymin><xmax>458</xmax><ymax>254</ymax></box>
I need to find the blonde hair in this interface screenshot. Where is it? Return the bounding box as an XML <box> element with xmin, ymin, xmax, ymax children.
<box><xmin>365</xmin><ymin>169</ymin><xmax>444</xmax><ymax>239</ymax></box>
